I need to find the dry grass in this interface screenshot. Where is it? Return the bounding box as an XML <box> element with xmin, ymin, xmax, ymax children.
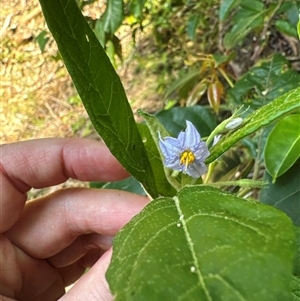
<box><xmin>0</xmin><ymin>0</ymin><xmax>162</xmax><ymax>145</ymax></box>
<box><xmin>1</xmin><ymin>0</ymin><xmax>87</xmax><ymax>143</ymax></box>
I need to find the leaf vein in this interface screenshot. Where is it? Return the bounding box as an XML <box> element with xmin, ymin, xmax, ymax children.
<box><xmin>174</xmin><ymin>196</ymin><xmax>212</xmax><ymax>301</ymax></box>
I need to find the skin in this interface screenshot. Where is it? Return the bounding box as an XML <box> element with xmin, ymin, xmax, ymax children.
<box><xmin>0</xmin><ymin>138</ymin><xmax>149</xmax><ymax>301</ymax></box>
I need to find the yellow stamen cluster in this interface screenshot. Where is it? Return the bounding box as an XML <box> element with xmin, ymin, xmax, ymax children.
<box><xmin>180</xmin><ymin>150</ymin><xmax>195</xmax><ymax>168</ymax></box>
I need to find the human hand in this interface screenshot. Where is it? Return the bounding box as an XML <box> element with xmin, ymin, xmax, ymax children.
<box><xmin>0</xmin><ymin>138</ymin><xmax>148</xmax><ymax>301</ymax></box>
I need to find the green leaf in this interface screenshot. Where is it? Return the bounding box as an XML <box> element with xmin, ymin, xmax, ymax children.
<box><xmin>212</xmin><ymin>53</ymin><xmax>233</xmax><ymax>67</ymax></box>
<box><xmin>298</xmin><ymin>17</ymin><xmax>300</xmax><ymax>39</ymax></box>
<box><xmin>129</xmin><ymin>0</ymin><xmax>147</xmax><ymax>19</ymax></box>
<box><xmin>207</xmin><ymin>87</ymin><xmax>300</xmax><ymax>163</ymax></box>
<box><xmin>164</xmin><ymin>69</ymin><xmax>200</xmax><ymax>100</ymax></box>
<box><xmin>292</xmin><ymin>276</ymin><xmax>300</xmax><ymax>300</ymax></box>
<box><xmin>293</xmin><ymin>226</ymin><xmax>300</xmax><ymax>276</ymax></box>
<box><xmin>138</xmin><ymin>123</ymin><xmax>177</xmax><ymax>197</ymax></box>
<box><xmin>264</xmin><ymin>114</ymin><xmax>300</xmax><ymax>181</ymax></box>
<box><xmin>39</xmin><ymin>0</ymin><xmax>158</xmax><ymax>198</ymax></box>
<box><xmin>224</xmin><ymin>4</ymin><xmax>266</xmax><ymax>49</ymax></box>
<box><xmin>35</xmin><ymin>30</ymin><xmax>50</xmax><ymax>53</ymax></box>
<box><xmin>107</xmin><ymin>186</ymin><xmax>295</xmax><ymax>301</ymax></box>
<box><xmin>187</xmin><ymin>14</ymin><xmax>201</xmax><ymax>40</ymax></box>
<box><xmin>227</xmin><ymin>54</ymin><xmax>300</xmax><ymax>110</ymax></box>
<box><xmin>240</xmin><ymin>0</ymin><xmax>264</xmax><ymax>12</ymax></box>
<box><xmin>94</xmin><ymin>19</ymin><xmax>106</xmax><ymax>47</ymax></box>
<box><xmin>278</xmin><ymin>2</ymin><xmax>299</xmax><ymax>26</ymax></box>
<box><xmin>90</xmin><ymin>176</ymin><xmax>146</xmax><ymax>195</ymax></box>
<box><xmin>219</xmin><ymin>0</ymin><xmax>240</xmax><ymax>21</ymax></box>
<box><xmin>260</xmin><ymin>161</ymin><xmax>300</xmax><ymax>226</ymax></box>
<box><xmin>275</xmin><ymin>19</ymin><xmax>298</xmax><ymax>38</ymax></box>
<box><xmin>156</xmin><ymin>106</ymin><xmax>217</xmax><ymax>138</ymax></box>
<box><xmin>101</xmin><ymin>0</ymin><xmax>124</xmax><ymax>34</ymax></box>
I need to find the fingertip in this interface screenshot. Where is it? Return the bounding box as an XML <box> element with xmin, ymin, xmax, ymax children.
<box><xmin>62</xmin><ymin>138</ymin><xmax>129</xmax><ymax>182</ymax></box>
<box><xmin>60</xmin><ymin>249</ymin><xmax>114</xmax><ymax>301</ymax></box>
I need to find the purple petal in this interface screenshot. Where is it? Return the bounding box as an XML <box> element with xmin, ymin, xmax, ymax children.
<box><xmin>193</xmin><ymin>141</ymin><xmax>210</xmax><ymax>161</ymax></box>
<box><xmin>158</xmin><ymin>132</ymin><xmax>181</xmax><ymax>160</ymax></box>
<box><xmin>186</xmin><ymin>161</ymin><xmax>207</xmax><ymax>178</ymax></box>
<box><xmin>158</xmin><ymin>123</ymin><xmax>209</xmax><ymax>178</ymax></box>
<box><xmin>178</xmin><ymin>121</ymin><xmax>201</xmax><ymax>149</ymax></box>
<box><xmin>164</xmin><ymin>158</ymin><xmax>182</xmax><ymax>171</ymax></box>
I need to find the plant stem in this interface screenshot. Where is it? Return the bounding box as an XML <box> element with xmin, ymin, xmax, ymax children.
<box><xmin>218</xmin><ymin>67</ymin><xmax>234</xmax><ymax>88</ymax></box>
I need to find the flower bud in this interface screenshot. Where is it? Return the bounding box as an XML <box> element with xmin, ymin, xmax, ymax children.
<box><xmin>225</xmin><ymin>117</ymin><xmax>243</xmax><ymax>130</ymax></box>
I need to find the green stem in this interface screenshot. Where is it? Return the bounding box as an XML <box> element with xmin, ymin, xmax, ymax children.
<box><xmin>204</xmin><ymin>162</ymin><xmax>217</xmax><ymax>184</ymax></box>
<box><xmin>203</xmin><ymin>179</ymin><xmax>267</xmax><ymax>188</ymax></box>
<box><xmin>218</xmin><ymin>67</ymin><xmax>234</xmax><ymax>88</ymax></box>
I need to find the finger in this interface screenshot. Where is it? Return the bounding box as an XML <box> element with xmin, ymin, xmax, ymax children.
<box><xmin>60</xmin><ymin>249</ymin><xmax>114</xmax><ymax>301</ymax></box>
<box><xmin>6</xmin><ymin>188</ymin><xmax>148</xmax><ymax>258</ymax></box>
<box><xmin>0</xmin><ymin>296</ymin><xmax>16</xmax><ymax>301</ymax></box>
<box><xmin>0</xmin><ymin>138</ymin><xmax>129</xmax><ymax>232</ymax></box>
<box><xmin>47</xmin><ymin>233</ymin><xmax>112</xmax><ymax>268</ymax></box>
<box><xmin>0</xmin><ymin>235</ymin><xmax>64</xmax><ymax>301</ymax></box>
<box><xmin>57</xmin><ymin>249</ymin><xmax>104</xmax><ymax>286</ymax></box>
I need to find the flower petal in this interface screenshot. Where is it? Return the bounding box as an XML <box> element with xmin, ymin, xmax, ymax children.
<box><xmin>164</xmin><ymin>158</ymin><xmax>182</xmax><ymax>171</ymax></box>
<box><xmin>158</xmin><ymin>132</ymin><xmax>181</xmax><ymax>159</ymax></box>
<box><xmin>193</xmin><ymin>141</ymin><xmax>210</xmax><ymax>161</ymax></box>
<box><xmin>178</xmin><ymin>121</ymin><xmax>201</xmax><ymax>149</ymax></box>
<box><xmin>186</xmin><ymin>160</ymin><xmax>208</xmax><ymax>178</ymax></box>
<box><xmin>158</xmin><ymin>122</ymin><xmax>209</xmax><ymax>179</ymax></box>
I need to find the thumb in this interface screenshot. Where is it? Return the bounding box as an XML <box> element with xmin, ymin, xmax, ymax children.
<box><xmin>60</xmin><ymin>249</ymin><xmax>114</xmax><ymax>301</ymax></box>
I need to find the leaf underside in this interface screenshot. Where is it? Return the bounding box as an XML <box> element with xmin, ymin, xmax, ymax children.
<box><xmin>38</xmin><ymin>0</ymin><xmax>158</xmax><ymax>197</ymax></box>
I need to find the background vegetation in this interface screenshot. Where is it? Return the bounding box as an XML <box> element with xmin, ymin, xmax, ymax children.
<box><xmin>1</xmin><ymin>0</ymin><xmax>300</xmax><ymax>298</ymax></box>
<box><xmin>2</xmin><ymin>0</ymin><xmax>299</xmax><ymax>144</ymax></box>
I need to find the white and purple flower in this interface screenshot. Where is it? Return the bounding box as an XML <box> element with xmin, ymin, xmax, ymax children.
<box><xmin>158</xmin><ymin>121</ymin><xmax>210</xmax><ymax>178</ymax></box>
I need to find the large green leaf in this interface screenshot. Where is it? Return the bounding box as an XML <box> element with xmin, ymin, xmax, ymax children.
<box><xmin>38</xmin><ymin>0</ymin><xmax>158</xmax><ymax>197</ymax></box>
<box><xmin>101</xmin><ymin>0</ymin><xmax>124</xmax><ymax>34</ymax></box>
<box><xmin>206</xmin><ymin>87</ymin><xmax>300</xmax><ymax>163</ymax></box>
<box><xmin>264</xmin><ymin>114</ymin><xmax>300</xmax><ymax>182</ymax></box>
<box><xmin>107</xmin><ymin>186</ymin><xmax>295</xmax><ymax>300</ymax></box>
<box><xmin>156</xmin><ymin>106</ymin><xmax>217</xmax><ymax>138</ymax></box>
<box><xmin>260</xmin><ymin>161</ymin><xmax>300</xmax><ymax>226</ymax></box>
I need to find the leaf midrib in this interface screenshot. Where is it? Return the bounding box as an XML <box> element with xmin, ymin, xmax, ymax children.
<box><xmin>173</xmin><ymin>196</ymin><xmax>212</xmax><ymax>301</ymax></box>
